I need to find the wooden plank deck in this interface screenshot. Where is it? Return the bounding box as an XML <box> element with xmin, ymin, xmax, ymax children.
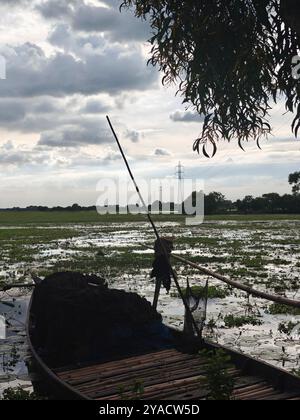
<box><xmin>56</xmin><ymin>348</ymin><xmax>300</xmax><ymax>400</ymax></box>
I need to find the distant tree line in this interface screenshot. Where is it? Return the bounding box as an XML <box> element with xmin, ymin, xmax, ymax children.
<box><xmin>1</xmin><ymin>173</ymin><xmax>299</xmax><ymax>216</ymax></box>
<box><xmin>1</xmin><ymin>204</ymin><xmax>97</xmax><ymax>212</ymax></box>
<box><xmin>1</xmin><ymin>193</ymin><xmax>299</xmax><ymax>215</ymax></box>
<box><xmin>202</xmin><ymin>191</ymin><xmax>300</xmax><ymax>215</ymax></box>
<box><xmin>186</xmin><ymin>171</ymin><xmax>300</xmax><ymax>215</ymax></box>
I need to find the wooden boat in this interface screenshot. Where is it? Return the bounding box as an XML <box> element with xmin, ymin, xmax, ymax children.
<box><xmin>26</xmin><ymin>276</ymin><xmax>300</xmax><ymax>401</ymax></box>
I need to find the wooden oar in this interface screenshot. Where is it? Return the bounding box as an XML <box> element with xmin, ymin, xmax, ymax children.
<box><xmin>172</xmin><ymin>254</ymin><xmax>300</xmax><ymax>309</ymax></box>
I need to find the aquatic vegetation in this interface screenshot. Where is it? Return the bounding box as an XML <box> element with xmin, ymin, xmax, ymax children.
<box><xmin>223</xmin><ymin>315</ymin><xmax>263</xmax><ymax>328</ymax></box>
<box><xmin>1</xmin><ymin>386</ymin><xmax>43</xmax><ymax>400</ymax></box>
<box><xmin>200</xmin><ymin>350</ymin><xmax>234</xmax><ymax>401</ymax></box>
<box><xmin>292</xmin><ymin>368</ymin><xmax>300</xmax><ymax>378</ymax></box>
<box><xmin>181</xmin><ymin>285</ymin><xmax>229</xmax><ymax>300</ymax></box>
<box><xmin>268</xmin><ymin>304</ymin><xmax>300</xmax><ymax>316</ymax></box>
<box><xmin>278</xmin><ymin>322</ymin><xmax>300</xmax><ymax>336</ymax></box>
<box><xmin>241</xmin><ymin>256</ymin><xmax>266</xmax><ymax>269</ymax></box>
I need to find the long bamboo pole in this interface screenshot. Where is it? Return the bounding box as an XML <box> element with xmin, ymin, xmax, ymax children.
<box><xmin>106</xmin><ymin>116</ymin><xmax>202</xmax><ymax>338</ymax></box>
<box><xmin>172</xmin><ymin>254</ymin><xmax>300</xmax><ymax>309</ymax></box>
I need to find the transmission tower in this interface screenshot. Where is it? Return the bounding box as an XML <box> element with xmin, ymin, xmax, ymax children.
<box><xmin>176</xmin><ymin>162</ymin><xmax>184</xmax><ymax>181</ymax></box>
<box><xmin>175</xmin><ymin>162</ymin><xmax>184</xmax><ymax>210</ymax></box>
<box><xmin>159</xmin><ymin>183</ymin><xmax>163</xmax><ymax>214</ymax></box>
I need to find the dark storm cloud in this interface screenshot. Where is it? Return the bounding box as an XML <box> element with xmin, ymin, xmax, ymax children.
<box><xmin>0</xmin><ymin>42</ymin><xmax>157</xmax><ymax>98</ymax></box>
<box><xmin>170</xmin><ymin>110</ymin><xmax>204</xmax><ymax>123</ymax></box>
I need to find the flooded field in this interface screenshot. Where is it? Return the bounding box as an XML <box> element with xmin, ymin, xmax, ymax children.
<box><xmin>0</xmin><ymin>213</ymin><xmax>300</xmax><ymax>396</ymax></box>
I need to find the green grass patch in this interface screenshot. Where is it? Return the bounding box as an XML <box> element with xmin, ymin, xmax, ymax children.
<box><xmin>0</xmin><ymin>211</ymin><xmax>184</xmax><ymax>226</ymax></box>
<box><xmin>0</xmin><ymin>211</ymin><xmax>299</xmax><ymax>226</ymax></box>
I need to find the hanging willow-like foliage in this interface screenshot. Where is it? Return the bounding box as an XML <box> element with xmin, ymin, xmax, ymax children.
<box><xmin>121</xmin><ymin>0</ymin><xmax>300</xmax><ymax>155</ymax></box>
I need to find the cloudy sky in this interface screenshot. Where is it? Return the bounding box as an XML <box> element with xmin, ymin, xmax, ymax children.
<box><xmin>0</xmin><ymin>0</ymin><xmax>299</xmax><ymax>208</ymax></box>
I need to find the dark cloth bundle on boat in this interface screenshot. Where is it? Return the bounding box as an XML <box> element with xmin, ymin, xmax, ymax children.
<box><xmin>151</xmin><ymin>238</ymin><xmax>174</xmax><ymax>292</ymax></box>
<box><xmin>31</xmin><ymin>272</ymin><xmax>172</xmax><ymax>367</ymax></box>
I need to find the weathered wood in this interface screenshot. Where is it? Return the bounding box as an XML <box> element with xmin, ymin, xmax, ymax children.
<box><xmin>95</xmin><ymin>369</ymin><xmax>241</xmax><ymax>401</ymax></box>
<box><xmin>172</xmin><ymin>254</ymin><xmax>300</xmax><ymax>308</ymax></box>
<box><xmin>154</xmin><ymin>376</ymin><xmax>265</xmax><ymax>401</ymax></box>
<box><xmin>66</xmin><ymin>358</ymin><xmax>210</xmax><ymax>389</ymax></box>
<box><xmin>239</xmin><ymin>389</ymin><xmax>280</xmax><ymax>400</ymax></box>
<box><xmin>232</xmin><ymin>382</ymin><xmax>268</xmax><ymax>396</ymax></box>
<box><xmin>57</xmin><ymin>348</ymin><xmax>181</xmax><ymax>376</ymax></box>
<box><xmin>58</xmin><ymin>352</ymin><xmax>200</xmax><ymax>381</ymax></box>
<box><xmin>56</xmin><ymin>344</ymin><xmax>300</xmax><ymax>400</ymax></box>
<box><xmin>78</xmin><ymin>365</ymin><xmax>227</xmax><ymax>399</ymax></box>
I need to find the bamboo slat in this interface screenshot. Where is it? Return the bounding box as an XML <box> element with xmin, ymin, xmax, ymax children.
<box><xmin>57</xmin><ymin>347</ymin><xmax>300</xmax><ymax>401</ymax></box>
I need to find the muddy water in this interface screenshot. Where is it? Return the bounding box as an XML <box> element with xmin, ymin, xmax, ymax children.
<box><xmin>0</xmin><ymin>219</ymin><xmax>299</xmax><ymax>395</ymax></box>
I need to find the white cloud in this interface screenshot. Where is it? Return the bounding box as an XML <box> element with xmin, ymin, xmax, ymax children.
<box><xmin>0</xmin><ymin>0</ymin><xmax>297</xmax><ymax>206</ymax></box>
